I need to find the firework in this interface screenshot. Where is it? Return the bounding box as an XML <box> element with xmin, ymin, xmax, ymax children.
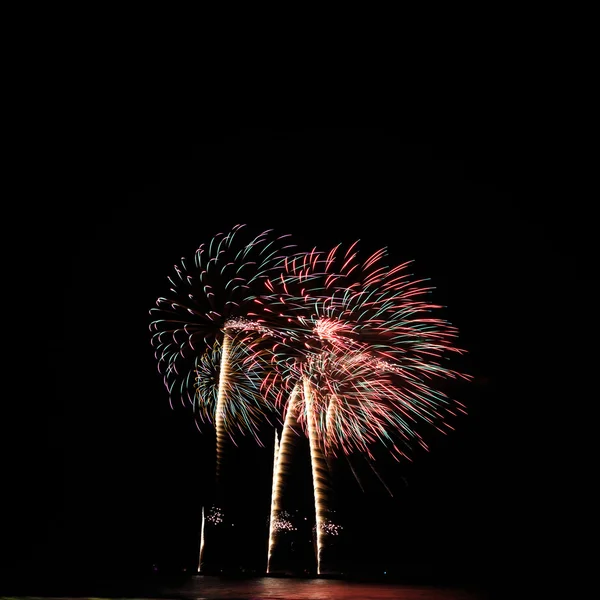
<box><xmin>266</xmin><ymin>385</ymin><xmax>302</xmax><ymax>573</ymax></box>
<box><xmin>197</xmin><ymin>505</ymin><xmax>205</xmax><ymax>573</ymax></box>
<box><xmin>255</xmin><ymin>242</ymin><xmax>470</xmax><ymax>573</ymax></box>
<box><xmin>266</xmin><ymin>428</ymin><xmax>280</xmax><ymax>574</ymax></box>
<box><xmin>149</xmin><ymin>224</ymin><xmax>295</xmax><ymax>479</ymax></box>
<box><xmin>205</xmin><ymin>505</ymin><xmax>224</xmax><ymax>525</ymax></box>
<box><xmin>150</xmin><ymin>225</ymin><xmax>297</xmax><ymax>574</ymax></box>
<box><xmin>257</xmin><ymin>242</ymin><xmax>469</xmax><ymax>459</ymax></box>
<box><xmin>150</xmin><ymin>231</ymin><xmax>469</xmax><ymax>576</ymax></box>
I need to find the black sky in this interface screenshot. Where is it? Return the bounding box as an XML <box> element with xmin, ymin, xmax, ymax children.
<box><xmin>3</xmin><ymin>128</ymin><xmax>594</xmax><ymax>592</ymax></box>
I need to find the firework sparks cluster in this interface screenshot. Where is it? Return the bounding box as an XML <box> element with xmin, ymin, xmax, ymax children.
<box><xmin>269</xmin><ymin>510</ymin><xmax>298</xmax><ymax>533</ymax></box>
<box><xmin>205</xmin><ymin>506</ymin><xmax>224</xmax><ymax>526</ymax></box>
<box><xmin>149</xmin><ymin>225</ymin><xmax>471</xmax><ymax>574</ymax></box>
<box><xmin>317</xmin><ymin>518</ymin><xmax>343</xmax><ymax>537</ymax></box>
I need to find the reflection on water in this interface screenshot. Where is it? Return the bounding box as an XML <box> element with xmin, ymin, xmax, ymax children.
<box><xmin>4</xmin><ymin>574</ymin><xmax>488</xmax><ymax>600</ymax></box>
<box><xmin>155</xmin><ymin>574</ymin><xmax>486</xmax><ymax>600</ymax></box>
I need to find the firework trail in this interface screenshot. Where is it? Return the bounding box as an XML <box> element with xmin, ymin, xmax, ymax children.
<box><xmin>303</xmin><ymin>375</ymin><xmax>329</xmax><ymax>574</ymax></box>
<box><xmin>197</xmin><ymin>505</ymin><xmax>205</xmax><ymax>573</ymax></box>
<box><xmin>253</xmin><ymin>242</ymin><xmax>470</xmax><ymax>573</ymax></box>
<box><xmin>266</xmin><ymin>383</ymin><xmax>302</xmax><ymax>573</ymax></box>
<box><xmin>266</xmin><ymin>428</ymin><xmax>279</xmax><ymax>574</ymax></box>
<box><xmin>193</xmin><ymin>336</ymin><xmax>279</xmax><ymax>476</ymax></box>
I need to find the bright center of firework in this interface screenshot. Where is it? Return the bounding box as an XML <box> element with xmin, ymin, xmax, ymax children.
<box><xmin>224</xmin><ymin>317</ymin><xmax>272</xmax><ymax>335</ymax></box>
<box><xmin>313</xmin><ymin>318</ymin><xmax>352</xmax><ymax>344</ymax></box>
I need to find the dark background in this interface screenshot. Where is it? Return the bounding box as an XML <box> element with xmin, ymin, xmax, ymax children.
<box><xmin>2</xmin><ymin>128</ymin><xmax>594</xmax><ymax>593</ymax></box>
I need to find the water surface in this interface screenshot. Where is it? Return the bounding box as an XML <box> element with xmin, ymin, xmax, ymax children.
<box><xmin>7</xmin><ymin>574</ymin><xmax>488</xmax><ymax>600</ymax></box>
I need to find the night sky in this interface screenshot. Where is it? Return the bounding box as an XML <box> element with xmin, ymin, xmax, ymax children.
<box><xmin>3</xmin><ymin>128</ymin><xmax>593</xmax><ymax>592</ymax></box>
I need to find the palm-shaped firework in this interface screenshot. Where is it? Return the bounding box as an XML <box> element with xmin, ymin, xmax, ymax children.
<box><xmin>148</xmin><ymin>224</ymin><xmax>295</xmax><ymax>571</ymax></box>
<box><xmin>149</xmin><ymin>224</ymin><xmax>295</xmax><ymax>464</ymax></box>
<box><xmin>252</xmin><ymin>242</ymin><xmax>470</xmax><ymax>574</ymax></box>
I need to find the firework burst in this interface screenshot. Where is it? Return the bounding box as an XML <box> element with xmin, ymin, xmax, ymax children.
<box><xmin>257</xmin><ymin>241</ymin><xmax>470</xmax><ymax>460</ymax></box>
<box><xmin>149</xmin><ymin>224</ymin><xmax>296</xmax><ymax>479</ymax></box>
<box><xmin>255</xmin><ymin>241</ymin><xmax>470</xmax><ymax>573</ymax></box>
